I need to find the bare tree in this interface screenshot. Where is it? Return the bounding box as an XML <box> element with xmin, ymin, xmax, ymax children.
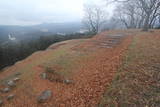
<box><xmin>83</xmin><ymin>4</ymin><xmax>106</xmax><ymax>34</ymax></box>
<box><xmin>114</xmin><ymin>1</ymin><xmax>140</xmax><ymax>29</ymax></box>
<box><xmin>137</xmin><ymin>0</ymin><xmax>160</xmax><ymax>31</ymax></box>
<box><xmin>107</xmin><ymin>0</ymin><xmax>160</xmax><ymax>31</ymax></box>
<box><xmin>112</xmin><ymin>0</ymin><xmax>145</xmax><ymax>29</ymax></box>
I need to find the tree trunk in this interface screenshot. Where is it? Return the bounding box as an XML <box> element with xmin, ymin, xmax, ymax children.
<box><xmin>142</xmin><ymin>14</ymin><xmax>150</xmax><ymax>31</ymax></box>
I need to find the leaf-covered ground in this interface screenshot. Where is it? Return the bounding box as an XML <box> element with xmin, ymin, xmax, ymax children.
<box><xmin>1</xmin><ymin>30</ymin><xmax>156</xmax><ymax>107</ymax></box>
<box><xmin>99</xmin><ymin>30</ymin><xmax>160</xmax><ymax>107</ymax></box>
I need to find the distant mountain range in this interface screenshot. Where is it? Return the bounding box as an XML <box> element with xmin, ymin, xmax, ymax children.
<box><xmin>0</xmin><ymin>22</ymin><xmax>83</xmax><ymax>43</ymax></box>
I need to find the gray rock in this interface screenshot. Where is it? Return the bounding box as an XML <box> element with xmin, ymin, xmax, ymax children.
<box><xmin>37</xmin><ymin>90</ymin><xmax>52</xmax><ymax>103</ymax></box>
<box><xmin>14</xmin><ymin>72</ymin><xmax>21</xmax><ymax>76</ymax></box>
<box><xmin>40</xmin><ymin>72</ymin><xmax>47</xmax><ymax>79</ymax></box>
<box><xmin>64</xmin><ymin>79</ymin><xmax>73</xmax><ymax>84</ymax></box>
<box><xmin>13</xmin><ymin>77</ymin><xmax>20</xmax><ymax>82</ymax></box>
<box><xmin>0</xmin><ymin>100</ymin><xmax>3</xmax><ymax>106</ymax></box>
<box><xmin>2</xmin><ymin>87</ymin><xmax>10</xmax><ymax>93</ymax></box>
<box><xmin>6</xmin><ymin>94</ymin><xmax>15</xmax><ymax>100</ymax></box>
<box><xmin>7</xmin><ymin>80</ymin><xmax>16</xmax><ymax>87</ymax></box>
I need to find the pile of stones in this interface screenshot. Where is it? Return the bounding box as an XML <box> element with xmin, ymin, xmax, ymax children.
<box><xmin>0</xmin><ymin>73</ymin><xmax>20</xmax><ymax>106</ymax></box>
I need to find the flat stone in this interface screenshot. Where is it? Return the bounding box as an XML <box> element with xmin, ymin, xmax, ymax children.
<box><xmin>64</xmin><ymin>79</ymin><xmax>73</xmax><ymax>84</ymax></box>
<box><xmin>7</xmin><ymin>80</ymin><xmax>16</xmax><ymax>87</ymax></box>
<box><xmin>14</xmin><ymin>72</ymin><xmax>21</xmax><ymax>76</ymax></box>
<box><xmin>6</xmin><ymin>94</ymin><xmax>15</xmax><ymax>101</ymax></box>
<box><xmin>2</xmin><ymin>87</ymin><xmax>10</xmax><ymax>93</ymax></box>
<box><xmin>37</xmin><ymin>90</ymin><xmax>52</xmax><ymax>103</ymax></box>
<box><xmin>13</xmin><ymin>77</ymin><xmax>20</xmax><ymax>82</ymax></box>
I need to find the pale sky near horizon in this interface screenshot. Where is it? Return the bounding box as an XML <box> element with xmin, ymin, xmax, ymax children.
<box><xmin>0</xmin><ymin>0</ymin><xmax>114</xmax><ymax>25</ymax></box>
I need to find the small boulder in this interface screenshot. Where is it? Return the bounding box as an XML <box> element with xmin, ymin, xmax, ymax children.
<box><xmin>13</xmin><ymin>77</ymin><xmax>20</xmax><ymax>82</ymax></box>
<box><xmin>2</xmin><ymin>87</ymin><xmax>10</xmax><ymax>93</ymax></box>
<box><xmin>14</xmin><ymin>72</ymin><xmax>21</xmax><ymax>76</ymax></box>
<box><xmin>6</xmin><ymin>94</ymin><xmax>15</xmax><ymax>101</ymax></box>
<box><xmin>37</xmin><ymin>90</ymin><xmax>52</xmax><ymax>103</ymax></box>
<box><xmin>64</xmin><ymin>79</ymin><xmax>73</xmax><ymax>84</ymax></box>
<box><xmin>40</xmin><ymin>72</ymin><xmax>47</xmax><ymax>79</ymax></box>
<box><xmin>7</xmin><ymin>80</ymin><xmax>16</xmax><ymax>87</ymax></box>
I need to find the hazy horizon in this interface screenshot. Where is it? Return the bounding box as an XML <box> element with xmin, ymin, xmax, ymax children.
<box><xmin>0</xmin><ymin>0</ymin><xmax>114</xmax><ymax>26</ymax></box>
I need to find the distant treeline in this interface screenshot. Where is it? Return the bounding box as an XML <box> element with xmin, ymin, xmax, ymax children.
<box><xmin>0</xmin><ymin>33</ymin><xmax>94</xmax><ymax>70</ymax></box>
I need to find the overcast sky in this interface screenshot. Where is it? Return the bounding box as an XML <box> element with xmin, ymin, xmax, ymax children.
<box><xmin>0</xmin><ymin>0</ymin><xmax>114</xmax><ymax>25</ymax></box>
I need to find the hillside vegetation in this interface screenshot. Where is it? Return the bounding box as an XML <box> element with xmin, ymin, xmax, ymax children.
<box><xmin>0</xmin><ymin>33</ymin><xmax>93</xmax><ymax>70</ymax></box>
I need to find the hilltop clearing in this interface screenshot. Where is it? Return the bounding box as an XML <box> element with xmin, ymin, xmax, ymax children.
<box><xmin>1</xmin><ymin>30</ymin><xmax>159</xmax><ymax>106</ymax></box>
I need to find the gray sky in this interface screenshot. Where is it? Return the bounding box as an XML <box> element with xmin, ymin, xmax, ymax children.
<box><xmin>0</xmin><ymin>0</ymin><xmax>114</xmax><ymax>25</ymax></box>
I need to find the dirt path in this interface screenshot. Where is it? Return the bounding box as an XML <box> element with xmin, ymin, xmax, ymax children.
<box><xmin>0</xmin><ymin>31</ymin><xmax>132</xmax><ymax>107</ymax></box>
<box><xmin>54</xmin><ymin>34</ymin><xmax>131</xmax><ymax>106</ymax></box>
